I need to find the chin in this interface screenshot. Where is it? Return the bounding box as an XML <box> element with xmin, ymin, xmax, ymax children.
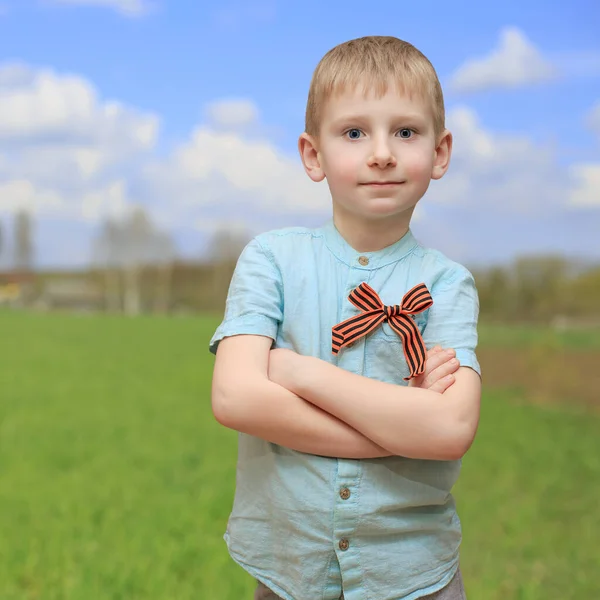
<box><xmin>333</xmin><ymin>195</ymin><xmax>417</xmax><ymax>221</ymax></box>
<box><xmin>362</xmin><ymin>199</ymin><xmax>414</xmax><ymax>219</ymax></box>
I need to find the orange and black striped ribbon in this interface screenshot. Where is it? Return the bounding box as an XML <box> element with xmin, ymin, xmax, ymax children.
<box><xmin>332</xmin><ymin>282</ymin><xmax>433</xmax><ymax>380</ymax></box>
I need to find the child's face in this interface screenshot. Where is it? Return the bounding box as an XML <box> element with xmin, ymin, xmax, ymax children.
<box><xmin>302</xmin><ymin>84</ymin><xmax>450</xmax><ymax>226</ymax></box>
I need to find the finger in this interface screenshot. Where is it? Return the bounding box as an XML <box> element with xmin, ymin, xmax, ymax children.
<box><xmin>428</xmin><ymin>346</ymin><xmax>443</xmax><ymax>356</ymax></box>
<box><xmin>423</xmin><ymin>358</ymin><xmax>460</xmax><ymax>388</ymax></box>
<box><xmin>429</xmin><ymin>374</ymin><xmax>455</xmax><ymax>394</ymax></box>
<box><xmin>424</xmin><ymin>348</ymin><xmax>455</xmax><ymax>374</ymax></box>
<box><xmin>407</xmin><ymin>374</ymin><xmax>423</xmax><ymax>388</ymax></box>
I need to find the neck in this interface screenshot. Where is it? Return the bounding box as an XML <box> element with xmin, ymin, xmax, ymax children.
<box><xmin>332</xmin><ymin>208</ymin><xmax>413</xmax><ymax>253</ymax></box>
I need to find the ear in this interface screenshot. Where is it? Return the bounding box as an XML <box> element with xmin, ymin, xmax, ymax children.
<box><xmin>431</xmin><ymin>129</ymin><xmax>452</xmax><ymax>180</ymax></box>
<box><xmin>298</xmin><ymin>132</ymin><xmax>325</xmax><ymax>182</ymax></box>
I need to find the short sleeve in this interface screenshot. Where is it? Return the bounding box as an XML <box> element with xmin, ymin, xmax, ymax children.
<box><xmin>422</xmin><ymin>267</ymin><xmax>481</xmax><ymax>376</ymax></box>
<box><xmin>209</xmin><ymin>237</ymin><xmax>283</xmax><ymax>355</ymax></box>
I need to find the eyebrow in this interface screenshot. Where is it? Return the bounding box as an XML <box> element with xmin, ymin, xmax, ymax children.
<box><xmin>329</xmin><ymin>113</ymin><xmax>428</xmax><ymax>127</ymax></box>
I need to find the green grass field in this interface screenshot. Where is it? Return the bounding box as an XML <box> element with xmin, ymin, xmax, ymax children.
<box><xmin>1</xmin><ymin>311</ymin><xmax>599</xmax><ymax>599</ymax></box>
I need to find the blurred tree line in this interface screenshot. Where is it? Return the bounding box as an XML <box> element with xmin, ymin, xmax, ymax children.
<box><xmin>0</xmin><ymin>209</ymin><xmax>35</xmax><ymax>272</ymax></box>
<box><xmin>0</xmin><ymin>209</ymin><xmax>598</xmax><ymax>325</ymax></box>
<box><xmin>472</xmin><ymin>258</ymin><xmax>600</xmax><ymax>324</ymax></box>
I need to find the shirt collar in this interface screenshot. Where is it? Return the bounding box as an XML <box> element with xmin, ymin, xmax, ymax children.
<box><xmin>320</xmin><ymin>219</ymin><xmax>419</xmax><ymax>270</ymax></box>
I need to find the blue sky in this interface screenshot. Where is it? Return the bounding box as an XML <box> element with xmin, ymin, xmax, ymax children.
<box><xmin>0</xmin><ymin>0</ymin><xmax>599</xmax><ymax>268</ymax></box>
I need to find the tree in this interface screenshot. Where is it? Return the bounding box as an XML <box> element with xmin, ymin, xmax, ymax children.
<box><xmin>513</xmin><ymin>256</ymin><xmax>569</xmax><ymax>322</ymax></box>
<box><xmin>476</xmin><ymin>266</ymin><xmax>512</xmax><ymax>321</ymax></box>
<box><xmin>208</xmin><ymin>227</ymin><xmax>250</xmax><ymax>264</ymax></box>
<box><xmin>91</xmin><ymin>206</ymin><xmax>177</xmax><ymax>315</ymax></box>
<box><xmin>92</xmin><ymin>219</ymin><xmax>122</xmax><ymax>312</ymax></box>
<box><xmin>207</xmin><ymin>226</ymin><xmax>250</xmax><ymax>309</ymax></box>
<box><xmin>152</xmin><ymin>230</ymin><xmax>177</xmax><ymax>314</ymax></box>
<box><xmin>0</xmin><ymin>218</ymin><xmax>4</xmax><ymax>268</ymax></box>
<box><xmin>14</xmin><ymin>209</ymin><xmax>34</xmax><ymax>272</ymax></box>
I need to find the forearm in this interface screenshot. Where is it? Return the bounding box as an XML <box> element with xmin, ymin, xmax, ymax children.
<box><xmin>212</xmin><ymin>377</ymin><xmax>392</xmax><ymax>459</ymax></box>
<box><xmin>290</xmin><ymin>356</ymin><xmax>470</xmax><ymax>460</ymax></box>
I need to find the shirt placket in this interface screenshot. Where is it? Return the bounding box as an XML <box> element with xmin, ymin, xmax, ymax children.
<box><xmin>331</xmin><ymin>252</ymin><xmax>373</xmax><ymax>600</ymax></box>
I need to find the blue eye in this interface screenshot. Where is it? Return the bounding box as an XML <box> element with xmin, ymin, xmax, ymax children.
<box><xmin>398</xmin><ymin>129</ymin><xmax>413</xmax><ymax>139</ymax></box>
<box><xmin>346</xmin><ymin>129</ymin><xmax>362</xmax><ymax>140</ymax></box>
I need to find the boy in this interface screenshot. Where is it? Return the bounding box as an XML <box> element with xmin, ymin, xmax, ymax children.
<box><xmin>210</xmin><ymin>36</ymin><xmax>481</xmax><ymax>600</ymax></box>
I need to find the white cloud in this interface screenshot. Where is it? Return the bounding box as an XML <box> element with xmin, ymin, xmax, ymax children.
<box><xmin>204</xmin><ymin>99</ymin><xmax>260</xmax><ymax>129</ymax></box>
<box><xmin>427</xmin><ymin>106</ymin><xmax>567</xmax><ymax>214</ymax></box>
<box><xmin>0</xmin><ymin>62</ymin><xmax>159</xmax><ymax>225</ymax></box>
<box><xmin>46</xmin><ymin>0</ymin><xmax>153</xmax><ymax>17</ymax></box>
<box><xmin>0</xmin><ymin>61</ymin><xmax>598</xmax><ymax>267</ymax></box>
<box><xmin>0</xmin><ymin>179</ymin><xmax>64</xmax><ymax>214</ymax></box>
<box><xmin>0</xmin><ymin>63</ymin><xmax>158</xmax><ymax>148</ymax></box>
<box><xmin>449</xmin><ymin>27</ymin><xmax>558</xmax><ymax>93</ymax></box>
<box><xmin>80</xmin><ymin>180</ymin><xmax>134</xmax><ymax>221</ymax></box>
<box><xmin>0</xmin><ymin>178</ymin><xmax>133</xmax><ymax>222</ymax></box>
<box><xmin>0</xmin><ymin>65</ymin><xmax>327</xmax><ymax>237</ymax></box>
<box><xmin>137</xmin><ymin>120</ymin><xmax>330</xmax><ymax>229</ymax></box>
<box><xmin>569</xmin><ymin>164</ymin><xmax>600</xmax><ymax>207</ymax></box>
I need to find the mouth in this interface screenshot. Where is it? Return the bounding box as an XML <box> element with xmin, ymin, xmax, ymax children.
<box><xmin>360</xmin><ymin>181</ymin><xmax>406</xmax><ymax>187</ymax></box>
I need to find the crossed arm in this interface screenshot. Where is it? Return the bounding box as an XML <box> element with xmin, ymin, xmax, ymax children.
<box><xmin>211</xmin><ymin>335</ymin><xmax>481</xmax><ymax>460</ymax></box>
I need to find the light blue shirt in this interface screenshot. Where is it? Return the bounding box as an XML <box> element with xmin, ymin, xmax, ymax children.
<box><xmin>209</xmin><ymin>220</ymin><xmax>481</xmax><ymax>600</ymax></box>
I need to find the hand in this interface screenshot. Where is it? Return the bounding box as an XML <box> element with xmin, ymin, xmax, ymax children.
<box><xmin>409</xmin><ymin>346</ymin><xmax>460</xmax><ymax>393</ymax></box>
<box><xmin>268</xmin><ymin>347</ymin><xmax>302</xmax><ymax>390</ymax></box>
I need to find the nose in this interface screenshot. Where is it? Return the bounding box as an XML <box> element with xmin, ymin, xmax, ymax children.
<box><xmin>367</xmin><ymin>137</ymin><xmax>397</xmax><ymax>169</ymax></box>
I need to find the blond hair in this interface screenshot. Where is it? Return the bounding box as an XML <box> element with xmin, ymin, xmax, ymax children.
<box><xmin>305</xmin><ymin>36</ymin><xmax>445</xmax><ymax>138</ymax></box>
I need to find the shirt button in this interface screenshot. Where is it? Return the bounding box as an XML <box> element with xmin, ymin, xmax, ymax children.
<box><xmin>340</xmin><ymin>488</ymin><xmax>351</xmax><ymax>500</ymax></box>
<box><xmin>339</xmin><ymin>539</ymin><xmax>350</xmax><ymax>551</ymax></box>
<box><xmin>358</xmin><ymin>256</ymin><xmax>369</xmax><ymax>266</ymax></box>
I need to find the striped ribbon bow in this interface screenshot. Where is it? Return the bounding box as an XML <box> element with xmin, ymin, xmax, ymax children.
<box><xmin>332</xmin><ymin>282</ymin><xmax>433</xmax><ymax>380</ymax></box>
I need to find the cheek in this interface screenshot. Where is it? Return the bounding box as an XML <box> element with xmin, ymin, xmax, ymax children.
<box><xmin>324</xmin><ymin>149</ymin><xmax>361</xmax><ymax>185</ymax></box>
<box><xmin>403</xmin><ymin>149</ymin><xmax>434</xmax><ymax>180</ymax></box>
